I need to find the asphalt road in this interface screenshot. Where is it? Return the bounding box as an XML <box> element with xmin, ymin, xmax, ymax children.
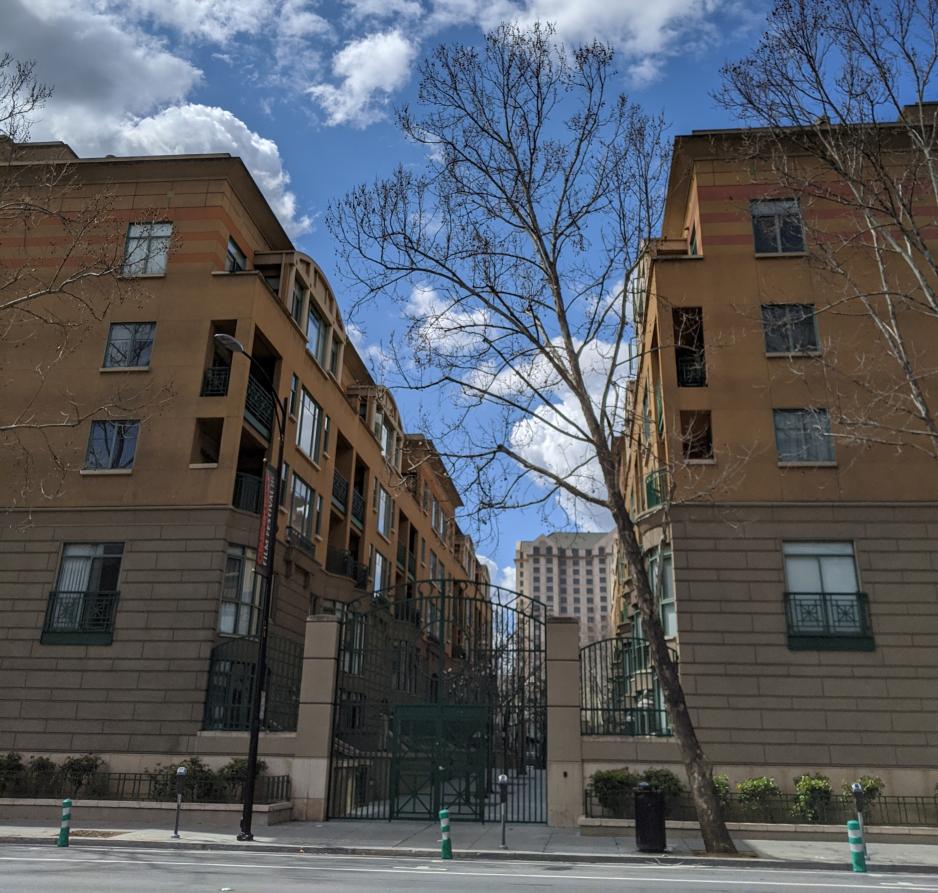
<box><xmin>2</xmin><ymin>845</ymin><xmax>938</xmax><ymax>892</ymax></box>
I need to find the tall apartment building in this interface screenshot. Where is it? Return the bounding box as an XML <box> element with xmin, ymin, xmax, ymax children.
<box><xmin>613</xmin><ymin>115</ymin><xmax>938</xmax><ymax>790</ymax></box>
<box><xmin>515</xmin><ymin>532</ymin><xmax>615</xmax><ymax>645</ymax></box>
<box><xmin>0</xmin><ymin>140</ymin><xmax>486</xmax><ymax>765</ymax></box>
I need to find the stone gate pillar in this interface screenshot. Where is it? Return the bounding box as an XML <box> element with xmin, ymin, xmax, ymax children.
<box><xmin>291</xmin><ymin>614</ymin><xmax>340</xmax><ymax>821</ymax></box>
<box><xmin>546</xmin><ymin>616</ymin><xmax>583</xmax><ymax>827</ymax></box>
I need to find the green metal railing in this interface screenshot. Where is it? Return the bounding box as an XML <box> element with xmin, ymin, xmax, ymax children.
<box><xmin>785</xmin><ymin>591</ymin><xmax>874</xmax><ymax>650</ymax></box>
<box><xmin>580</xmin><ymin>636</ymin><xmax>673</xmax><ymax>737</ymax></box>
<box><xmin>201</xmin><ymin>365</ymin><xmax>230</xmax><ymax>397</ymax></box>
<box><xmin>41</xmin><ymin>590</ymin><xmax>120</xmax><ymax>645</ymax></box>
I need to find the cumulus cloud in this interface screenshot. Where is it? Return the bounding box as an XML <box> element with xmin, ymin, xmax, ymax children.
<box><xmin>1</xmin><ymin>0</ymin><xmax>312</xmax><ymax>238</ymax></box>
<box><xmin>307</xmin><ymin>29</ymin><xmax>418</xmax><ymax>127</ymax></box>
<box><xmin>106</xmin><ymin>0</ymin><xmax>272</xmax><ymax>43</ymax></box>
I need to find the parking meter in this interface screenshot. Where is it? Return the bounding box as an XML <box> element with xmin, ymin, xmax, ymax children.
<box><xmin>498</xmin><ymin>774</ymin><xmax>509</xmax><ymax>849</ymax></box>
<box><xmin>851</xmin><ymin>782</ymin><xmax>868</xmax><ymax>859</ymax></box>
<box><xmin>172</xmin><ymin>765</ymin><xmax>188</xmax><ymax>839</ymax></box>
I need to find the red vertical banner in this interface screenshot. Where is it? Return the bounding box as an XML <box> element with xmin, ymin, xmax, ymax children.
<box><xmin>256</xmin><ymin>463</ymin><xmax>277</xmax><ymax>572</ymax></box>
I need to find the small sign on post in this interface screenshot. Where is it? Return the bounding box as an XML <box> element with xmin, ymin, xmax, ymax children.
<box><xmin>172</xmin><ymin>765</ymin><xmax>188</xmax><ymax>839</ymax></box>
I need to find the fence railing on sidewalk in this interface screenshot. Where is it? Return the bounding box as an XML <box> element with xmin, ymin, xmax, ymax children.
<box><xmin>584</xmin><ymin>787</ymin><xmax>938</xmax><ymax>827</ymax></box>
<box><xmin>0</xmin><ymin>770</ymin><xmax>291</xmax><ymax>804</ymax></box>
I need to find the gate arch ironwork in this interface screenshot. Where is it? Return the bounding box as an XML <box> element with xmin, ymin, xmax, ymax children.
<box><xmin>327</xmin><ymin>579</ymin><xmax>546</xmax><ymax>822</ymax></box>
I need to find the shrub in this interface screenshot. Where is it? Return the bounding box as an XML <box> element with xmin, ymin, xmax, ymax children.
<box><xmin>590</xmin><ymin>768</ymin><xmax>640</xmax><ymax>816</ymax></box>
<box><xmin>0</xmin><ymin>752</ymin><xmax>25</xmax><ymax>797</ymax></box>
<box><xmin>713</xmin><ymin>774</ymin><xmax>731</xmax><ymax>808</ymax></box>
<box><xmin>217</xmin><ymin>758</ymin><xmax>267</xmax><ymax>783</ymax></box>
<box><xmin>842</xmin><ymin>775</ymin><xmax>885</xmax><ymax>804</ymax></box>
<box><xmin>60</xmin><ymin>755</ymin><xmax>104</xmax><ymax>794</ymax></box>
<box><xmin>146</xmin><ymin>756</ymin><xmax>221</xmax><ymax>801</ymax></box>
<box><xmin>639</xmin><ymin>768</ymin><xmax>686</xmax><ymax>802</ymax></box>
<box><xmin>736</xmin><ymin>776</ymin><xmax>781</xmax><ymax>808</ymax></box>
<box><xmin>793</xmin><ymin>773</ymin><xmax>833</xmax><ymax>823</ymax></box>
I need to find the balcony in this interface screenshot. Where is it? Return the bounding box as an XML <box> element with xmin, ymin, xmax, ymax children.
<box><xmin>396</xmin><ymin>542</ymin><xmax>406</xmax><ymax>568</ymax></box>
<box><xmin>201</xmin><ymin>365</ymin><xmax>230</xmax><ymax>397</ymax></box>
<box><xmin>233</xmin><ymin>472</ymin><xmax>262</xmax><ymax>513</ymax></box>
<box><xmin>326</xmin><ymin>547</ymin><xmax>369</xmax><ymax>589</ymax></box>
<box><xmin>41</xmin><ymin>590</ymin><xmax>120</xmax><ymax>645</ymax></box>
<box><xmin>350</xmin><ymin>489</ymin><xmax>365</xmax><ymax>527</ymax></box>
<box><xmin>785</xmin><ymin>591</ymin><xmax>874</xmax><ymax>651</ymax></box>
<box><xmin>332</xmin><ymin>469</ymin><xmax>349</xmax><ymax>512</ymax></box>
<box><xmin>675</xmin><ymin>350</ymin><xmax>707</xmax><ymax>387</ymax></box>
<box><xmin>245</xmin><ymin>373</ymin><xmax>274</xmax><ymax>439</ymax></box>
<box><xmin>287</xmin><ymin>526</ymin><xmax>316</xmax><ymax>558</ymax></box>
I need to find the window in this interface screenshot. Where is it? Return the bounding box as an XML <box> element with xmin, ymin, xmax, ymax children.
<box><xmin>773</xmin><ymin>408</ymin><xmax>834</xmax><ymax>463</ymax></box>
<box><xmin>688</xmin><ymin>224</ymin><xmax>698</xmax><ymax>256</ymax></box>
<box><xmin>85</xmin><ymin>420</ymin><xmax>139</xmax><ymax>470</ymax></box>
<box><xmin>647</xmin><ymin>547</ymin><xmax>676</xmax><ymax>637</ymax></box>
<box><xmin>42</xmin><ymin>543</ymin><xmax>124</xmax><ymax>644</ymax></box>
<box><xmin>291</xmin><ymin>281</ymin><xmax>305</xmax><ymax>324</ymax></box>
<box><xmin>219</xmin><ymin>546</ymin><xmax>260</xmax><ymax>636</ymax></box>
<box><xmin>279</xmin><ymin>463</ymin><xmax>290</xmax><ymax>508</ymax></box>
<box><xmin>322</xmin><ymin>415</ymin><xmax>332</xmax><ymax>455</ymax></box>
<box><xmin>680</xmin><ymin>410</ymin><xmax>713</xmax><ymax>460</ymax></box>
<box><xmin>751</xmin><ymin>198</ymin><xmax>804</xmax><ymax>254</ymax></box>
<box><xmin>103</xmin><ymin>322</ymin><xmax>155</xmax><ymax>368</ymax></box>
<box><xmin>373</xmin><ymin>550</ymin><xmax>389</xmax><ymax>594</ymax></box>
<box><xmin>374</xmin><ymin>409</ymin><xmax>394</xmax><ymax>461</ymax></box>
<box><xmin>291</xmin><ymin>474</ymin><xmax>314</xmax><ymax>540</ymax></box>
<box><xmin>783</xmin><ymin>542</ymin><xmax>872</xmax><ymax>649</ymax></box>
<box><xmin>122</xmin><ymin>222</ymin><xmax>171</xmax><ymax>276</ymax></box>
<box><xmin>289</xmin><ymin>374</ymin><xmax>299</xmax><ymax>416</ymax></box>
<box><xmin>376</xmin><ymin>484</ymin><xmax>393</xmax><ymax>538</ymax></box>
<box><xmin>306</xmin><ymin>305</ymin><xmax>327</xmax><ymax>364</ymax></box>
<box><xmin>314</xmin><ymin>493</ymin><xmax>323</xmax><ymax>536</ymax></box>
<box><xmin>762</xmin><ymin>304</ymin><xmax>819</xmax><ymax>354</ymax></box>
<box><xmin>673</xmin><ymin>307</ymin><xmax>706</xmax><ymax>387</ymax></box>
<box><xmin>225</xmin><ymin>237</ymin><xmax>247</xmax><ymax>272</ymax></box>
<box><xmin>330</xmin><ymin>337</ymin><xmax>341</xmax><ymax>375</ymax></box>
<box><xmin>296</xmin><ymin>389</ymin><xmax>324</xmax><ymax>463</ymax></box>
<box><xmin>431</xmin><ymin>497</ymin><xmax>446</xmax><ymax>538</ymax></box>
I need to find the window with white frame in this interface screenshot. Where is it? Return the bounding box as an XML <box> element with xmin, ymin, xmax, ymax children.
<box><xmin>783</xmin><ymin>542</ymin><xmax>869</xmax><ymax>643</ymax></box>
<box><xmin>373</xmin><ymin>550</ymin><xmax>389</xmax><ymax>594</ymax></box>
<box><xmin>225</xmin><ymin>237</ymin><xmax>247</xmax><ymax>272</ymax></box>
<box><xmin>751</xmin><ymin>199</ymin><xmax>805</xmax><ymax>254</ymax></box>
<box><xmin>84</xmin><ymin>420</ymin><xmax>139</xmax><ymax>470</ymax></box>
<box><xmin>44</xmin><ymin>543</ymin><xmax>124</xmax><ymax>641</ymax></box>
<box><xmin>762</xmin><ymin>304</ymin><xmax>819</xmax><ymax>354</ymax></box>
<box><xmin>773</xmin><ymin>408</ymin><xmax>834</xmax><ymax>462</ymax></box>
<box><xmin>218</xmin><ymin>545</ymin><xmax>260</xmax><ymax>636</ymax></box>
<box><xmin>291</xmin><ymin>280</ymin><xmax>305</xmax><ymax>324</ymax></box>
<box><xmin>647</xmin><ymin>547</ymin><xmax>676</xmax><ymax>637</ymax></box>
<box><xmin>122</xmin><ymin>223</ymin><xmax>171</xmax><ymax>276</ymax></box>
<box><xmin>296</xmin><ymin>388</ymin><xmax>324</xmax><ymax>463</ymax></box>
<box><xmin>375</xmin><ymin>483</ymin><xmax>393</xmax><ymax>538</ymax></box>
<box><xmin>291</xmin><ymin>473</ymin><xmax>314</xmax><ymax>540</ymax></box>
<box><xmin>103</xmin><ymin>322</ymin><xmax>156</xmax><ymax>368</ymax></box>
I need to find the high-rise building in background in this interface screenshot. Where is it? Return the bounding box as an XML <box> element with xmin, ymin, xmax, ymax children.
<box><xmin>515</xmin><ymin>532</ymin><xmax>615</xmax><ymax>645</ymax></box>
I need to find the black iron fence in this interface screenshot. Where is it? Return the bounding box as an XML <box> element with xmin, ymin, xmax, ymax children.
<box><xmin>580</xmin><ymin>636</ymin><xmax>674</xmax><ymax>737</ymax></box>
<box><xmin>0</xmin><ymin>770</ymin><xmax>291</xmax><ymax>804</ymax></box>
<box><xmin>584</xmin><ymin>788</ymin><xmax>938</xmax><ymax>827</ymax></box>
<box><xmin>233</xmin><ymin>472</ymin><xmax>263</xmax><ymax>513</ymax></box>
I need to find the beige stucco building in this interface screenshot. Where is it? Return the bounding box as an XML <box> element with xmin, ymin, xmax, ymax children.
<box><xmin>609</xmin><ymin>119</ymin><xmax>938</xmax><ymax>793</ymax></box>
<box><xmin>0</xmin><ymin>140</ymin><xmax>488</xmax><ymax>778</ymax></box>
<box><xmin>515</xmin><ymin>532</ymin><xmax>615</xmax><ymax>645</ymax></box>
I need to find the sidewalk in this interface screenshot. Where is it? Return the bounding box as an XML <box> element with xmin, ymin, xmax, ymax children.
<box><xmin>3</xmin><ymin>818</ymin><xmax>938</xmax><ymax>872</ymax></box>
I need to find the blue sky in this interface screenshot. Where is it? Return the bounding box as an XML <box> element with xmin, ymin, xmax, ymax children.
<box><xmin>3</xmin><ymin>0</ymin><xmax>770</xmax><ymax>584</ymax></box>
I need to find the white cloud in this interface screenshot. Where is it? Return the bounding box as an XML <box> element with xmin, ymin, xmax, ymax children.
<box><xmin>97</xmin><ymin>104</ymin><xmax>313</xmax><ymax>237</ymax></box>
<box><xmin>107</xmin><ymin>0</ymin><xmax>272</xmax><ymax>43</ymax></box>
<box><xmin>344</xmin><ymin>0</ymin><xmax>425</xmax><ymax>21</ymax></box>
<box><xmin>308</xmin><ymin>29</ymin><xmax>417</xmax><ymax>127</ymax></box>
<box><xmin>478</xmin><ymin>556</ymin><xmax>517</xmax><ymax>596</ymax></box>
<box><xmin>1</xmin><ymin>1</ymin><xmax>312</xmax><ymax>238</ymax></box>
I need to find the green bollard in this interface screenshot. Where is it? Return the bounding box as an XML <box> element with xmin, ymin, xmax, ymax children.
<box><xmin>439</xmin><ymin>808</ymin><xmax>453</xmax><ymax>860</ymax></box>
<box><xmin>847</xmin><ymin>819</ymin><xmax>866</xmax><ymax>873</ymax></box>
<box><xmin>57</xmin><ymin>798</ymin><xmax>72</xmax><ymax>848</ymax></box>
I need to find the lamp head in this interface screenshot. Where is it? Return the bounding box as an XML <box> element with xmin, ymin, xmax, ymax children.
<box><xmin>213</xmin><ymin>333</ymin><xmax>246</xmax><ymax>355</ymax></box>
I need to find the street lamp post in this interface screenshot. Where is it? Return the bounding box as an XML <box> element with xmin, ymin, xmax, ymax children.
<box><xmin>214</xmin><ymin>333</ymin><xmax>288</xmax><ymax>842</ymax></box>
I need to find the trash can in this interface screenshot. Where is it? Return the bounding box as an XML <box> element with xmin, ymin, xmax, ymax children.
<box><xmin>634</xmin><ymin>782</ymin><xmax>666</xmax><ymax>853</ymax></box>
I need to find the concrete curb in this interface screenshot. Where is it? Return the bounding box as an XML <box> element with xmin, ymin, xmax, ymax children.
<box><xmin>2</xmin><ymin>835</ymin><xmax>938</xmax><ymax>874</ymax></box>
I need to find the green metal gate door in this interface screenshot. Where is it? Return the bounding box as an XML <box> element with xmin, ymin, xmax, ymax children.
<box><xmin>391</xmin><ymin>704</ymin><xmax>488</xmax><ymax>819</ymax></box>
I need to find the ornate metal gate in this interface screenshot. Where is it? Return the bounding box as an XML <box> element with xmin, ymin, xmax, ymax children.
<box><xmin>327</xmin><ymin>579</ymin><xmax>546</xmax><ymax>822</ymax></box>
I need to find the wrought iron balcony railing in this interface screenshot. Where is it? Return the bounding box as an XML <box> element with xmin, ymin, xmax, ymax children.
<box><xmin>350</xmin><ymin>489</ymin><xmax>365</xmax><ymax>526</ymax></box>
<box><xmin>201</xmin><ymin>365</ymin><xmax>230</xmax><ymax>397</ymax></box>
<box><xmin>332</xmin><ymin>469</ymin><xmax>349</xmax><ymax>511</ymax></box>
<box><xmin>233</xmin><ymin>472</ymin><xmax>263</xmax><ymax>513</ymax></box>
<box><xmin>41</xmin><ymin>590</ymin><xmax>120</xmax><ymax>645</ymax></box>
<box><xmin>675</xmin><ymin>350</ymin><xmax>707</xmax><ymax>387</ymax></box>
<box><xmin>326</xmin><ymin>547</ymin><xmax>369</xmax><ymax>589</ymax></box>
<box><xmin>245</xmin><ymin>373</ymin><xmax>274</xmax><ymax>438</ymax></box>
<box><xmin>287</xmin><ymin>525</ymin><xmax>316</xmax><ymax>557</ymax></box>
<box><xmin>785</xmin><ymin>591</ymin><xmax>874</xmax><ymax>650</ymax></box>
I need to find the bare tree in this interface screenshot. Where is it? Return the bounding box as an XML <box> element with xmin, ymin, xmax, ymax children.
<box><xmin>718</xmin><ymin>0</ymin><xmax>938</xmax><ymax>457</ymax></box>
<box><xmin>328</xmin><ymin>24</ymin><xmax>735</xmax><ymax>852</ymax></box>
<box><xmin>0</xmin><ymin>54</ymin><xmax>170</xmax><ymax>505</ymax></box>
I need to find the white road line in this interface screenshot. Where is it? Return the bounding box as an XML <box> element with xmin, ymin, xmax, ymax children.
<box><xmin>0</xmin><ymin>854</ymin><xmax>932</xmax><ymax>889</ymax></box>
